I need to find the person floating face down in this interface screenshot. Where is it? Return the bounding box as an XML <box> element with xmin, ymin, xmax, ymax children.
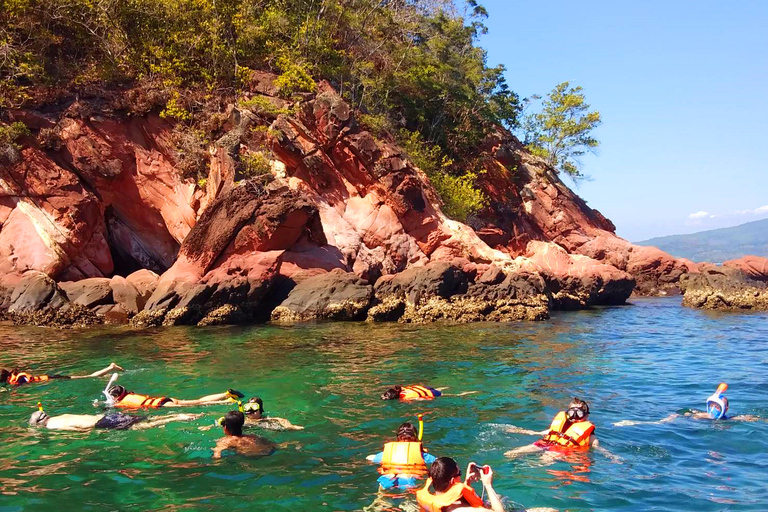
<box><xmin>1</xmin><ymin>363</ymin><xmax>123</xmax><ymax>387</ymax></box>
<box><xmin>381</xmin><ymin>385</ymin><xmax>443</xmax><ymax>401</ymax></box>
<box><xmin>416</xmin><ymin>457</ymin><xmax>505</xmax><ymax>512</ymax></box>
<box><xmin>107</xmin><ymin>385</ymin><xmax>243</xmax><ymax>409</ymax></box>
<box><xmin>28</xmin><ymin>404</ymin><xmax>200</xmax><ymax>432</ymax></box>
<box><xmin>212</xmin><ymin>410</ymin><xmax>276</xmax><ymax>459</ymax></box>
<box><xmin>240</xmin><ymin>397</ymin><xmax>304</xmax><ymax>431</ymax></box>
<box><xmin>505</xmin><ymin>398</ymin><xmax>598</xmax><ymax>458</ymax></box>
<box><xmin>366</xmin><ymin>422</ymin><xmax>436</xmax><ymax>490</ymax></box>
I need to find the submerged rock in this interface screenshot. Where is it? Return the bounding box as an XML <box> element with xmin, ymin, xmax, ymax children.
<box><xmin>680</xmin><ymin>265</ymin><xmax>768</xmax><ymax>311</ymax></box>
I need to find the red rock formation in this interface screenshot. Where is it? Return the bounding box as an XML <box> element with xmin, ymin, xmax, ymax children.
<box><xmin>724</xmin><ymin>255</ymin><xmax>768</xmax><ymax>282</ymax></box>
<box><xmin>0</xmin><ymin>74</ymin><xmax>721</xmax><ymax>325</ymax></box>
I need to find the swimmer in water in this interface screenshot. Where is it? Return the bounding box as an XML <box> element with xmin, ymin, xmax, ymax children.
<box><xmin>613</xmin><ymin>383</ymin><xmax>763</xmax><ymax>426</ymax></box>
<box><xmin>366</xmin><ymin>421</ymin><xmax>437</xmax><ymax>490</ymax></box>
<box><xmin>1</xmin><ymin>363</ymin><xmax>124</xmax><ymax>387</ymax></box>
<box><xmin>380</xmin><ymin>385</ymin><xmax>477</xmax><ymax>401</ymax></box>
<box><xmin>28</xmin><ymin>406</ymin><xmax>201</xmax><ymax>431</ymax></box>
<box><xmin>241</xmin><ymin>397</ymin><xmax>304</xmax><ymax>431</ymax></box>
<box><xmin>504</xmin><ymin>398</ymin><xmax>618</xmax><ymax>462</ymax></box>
<box><xmin>107</xmin><ymin>385</ymin><xmax>243</xmax><ymax>409</ymax></box>
<box><xmin>212</xmin><ymin>410</ymin><xmax>276</xmax><ymax>459</ymax></box>
<box><xmin>416</xmin><ymin>457</ymin><xmax>505</xmax><ymax>512</ymax></box>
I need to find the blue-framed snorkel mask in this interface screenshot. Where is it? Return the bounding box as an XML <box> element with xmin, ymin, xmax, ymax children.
<box><xmin>706</xmin><ymin>383</ymin><xmax>729</xmax><ymax>420</ymax></box>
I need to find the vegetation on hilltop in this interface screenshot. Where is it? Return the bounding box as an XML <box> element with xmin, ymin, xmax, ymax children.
<box><xmin>1</xmin><ymin>0</ymin><xmax>522</xmax><ymax>220</ymax></box>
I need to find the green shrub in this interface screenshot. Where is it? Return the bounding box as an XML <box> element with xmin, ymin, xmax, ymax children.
<box><xmin>240</xmin><ymin>95</ymin><xmax>293</xmax><ymax>117</ymax></box>
<box><xmin>0</xmin><ymin>122</ymin><xmax>30</xmax><ymax>146</ymax></box>
<box><xmin>239</xmin><ymin>150</ymin><xmax>273</xmax><ymax>182</ymax></box>
<box><xmin>274</xmin><ymin>57</ymin><xmax>316</xmax><ymax>98</ymax></box>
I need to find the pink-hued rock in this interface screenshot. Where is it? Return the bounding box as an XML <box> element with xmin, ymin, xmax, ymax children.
<box><xmin>724</xmin><ymin>256</ymin><xmax>768</xmax><ymax>282</ymax></box>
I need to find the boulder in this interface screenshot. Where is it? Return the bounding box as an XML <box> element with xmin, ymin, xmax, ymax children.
<box><xmin>60</xmin><ymin>277</ymin><xmax>113</xmax><ymax>308</ymax></box>
<box><xmin>126</xmin><ymin>269</ymin><xmax>160</xmax><ymax>309</ymax></box>
<box><xmin>109</xmin><ymin>275</ymin><xmax>141</xmax><ymax>315</ymax></box>
<box><xmin>8</xmin><ymin>271</ymin><xmax>67</xmax><ymax>314</ymax></box>
<box><xmin>523</xmin><ymin>241</ymin><xmax>635</xmax><ymax>309</ymax></box>
<box><xmin>680</xmin><ymin>264</ymin><xmax>768</xmax><ymax>311</ymax></box>
<box><xmin>724</xmin><ymin>256</ymin><xmax>768</xmax><ymax>283</ymax></box>
<box><xmin>271</xmin><ymin>269</ymin><xmax>373</xmax><ymax>322</ymax></box>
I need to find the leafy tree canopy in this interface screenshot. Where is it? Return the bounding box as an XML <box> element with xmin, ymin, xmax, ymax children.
<box><xmin>522</xmin><ymin>82</ymin><xmax>601</xmax><ymax>180</ymax></box>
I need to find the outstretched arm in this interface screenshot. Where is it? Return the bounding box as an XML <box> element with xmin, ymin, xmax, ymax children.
<box><xmin>504</xmin><ymin>443</ymin><xmax>545</xmax><ymax>459</ymax></box>
<box><xmin>505</xmin><ymin>425</ymin><xmax>548</xmax><ymax>436</ymax></box>
<box><xmin>613</xmin><ymin>414</ymin><xmax>679</xmax><ymax>427</ymax></box>
<box><xmin>70</xmin><ymin>363</ymin><xmax>124</xmax><ymax>379</ymax></box>
<box><xmin>134</xmin><ymin>413</ymin><xmax>203</xmax><ymax>430</ymax></box>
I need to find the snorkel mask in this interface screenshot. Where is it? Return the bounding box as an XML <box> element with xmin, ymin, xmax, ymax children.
<box><xmin>566</xmin><ymin>400</ymin><xmax>589</xmax><ymax>421</ymax></box>
<box><xmin>29</xmin><ymin>402</ymin><xmax>48</xmax><ymax>427</ymax></box>
<box><xmin>242</xmin><ymin>397</ymin><xmax>263</xmax><ymax>416</ymax></box>
<box><xmin>706</xmin><ymin>383</ymin><xmax>729</xmax><ymax>420</ymax></box>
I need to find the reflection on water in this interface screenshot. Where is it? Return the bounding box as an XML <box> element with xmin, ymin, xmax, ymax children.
<box><xmin>0</xmin><ymin>298</ymin><xmax>767</xmax><ymax>511</ymax></box>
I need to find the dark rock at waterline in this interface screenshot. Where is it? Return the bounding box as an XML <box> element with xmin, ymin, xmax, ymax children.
<box><xmin>680</xmin><ymin>264</ymin><xmax>768</xmax><ymax>311</ymax></box>
<box><xmin>8</xmin><ymin>272</ymin><xmax>68</xmax><ymax>314</ymax></box>
<box><xmin>368</xmin><ymin>261</ymin><xmax>550</xmax><ymax>323</ymax></box>
<box><xmin>271</xmin><ymin>269</ymin><xmax>373</xmax><ymax>322</ymax></box>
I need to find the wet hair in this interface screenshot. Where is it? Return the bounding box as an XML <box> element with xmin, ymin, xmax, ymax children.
<box><xmin>243</xmin><ymin>397</ymin><xmax>264</xmax><ymax>419</ymax></box>
<box><xmin>381</xmin><ymin>386</ymin><xmax>402</xmax><ymax>400</ymax></box>
<box><xmin>396</xmin><ymin>422</ymin><xmax>419</xmax><ymax>442</ymax></box>
<box><xmin>568</xmin><ymin>397</ymin><xmax>590</xmax><ymax>416</ymax></box>
<box><xmin>0</xmin><ymin>369</ymin><xmax>9</xmax><ymax>384</ymax></box>
<box><xmin>108</xmin><ymin>385</ymin><xmax>127</xmax><ymax>400</ymax></box>
<box><xmin>430</xmin><ymin>457</ymin><xmax>460</xmax><ymax>493</ymax></box>
<box><xmin>29</xmin><ymin>410</ymin><xmax>49</xmax><ymax>427</ymax></box>
<box><xmin>223</xmin><ymin>410</ymin><xmax>245</xmax><ymax>436</ymax></box>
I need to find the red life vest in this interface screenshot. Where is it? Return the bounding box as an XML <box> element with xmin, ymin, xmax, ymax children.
<box><xmin>378</xmin><ymin>441</ymin><xmax>427</xmax><ymax>476</ymax></box>
<box><xmin>115</xmin><ymin>392</ymin><xmax>170</xmax><ymax>409</ymax></box>
<box><xmin>538</xmin><ymin>411</ymin><xmax>595</xmax><ymax>449</ymax></box>
<box><xmin>8</xmin><ymin>372</ymin><xmax>49</xmax><ymax>386</ymax></box>
<box><xmin>400</xmin><ymin>385</ymin><xmax>437</xmax><ymax>400</ymax></box>
<box><xmin>416</xmin><ymin>478</ymin><xmax>485</xmax><ymax>512</ymax></box>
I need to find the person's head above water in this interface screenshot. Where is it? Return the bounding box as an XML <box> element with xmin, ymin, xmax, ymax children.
<box><xmin>706</xmin><ymin>383</ymin><xmax>729</xmax><ymax>420</ymax></box>
<box><xmin>565</xmin><ymin>397</ymin><xmax>590</xmax><ymax>422</ymax></box>
<box><xmin>0</xmin><ymin>369</ymin><xmax>10</xmax><ymax>384</ymax></box>
<box><xmin>222</xmin><ymin>410</ymin><xmax>245</xmax><ymax>436</ymax></box>
<box><xmin>396</xmin><ymin>422</ymin><xmax>419</xmax><ymax>442</ymax></box>
<box><xmin>429</xmin><ymin>457</ymin><xmax>461</xmax><ymax>492</ymax></box>
<box><xmin>108</xmin><ymin>385</ymin><xmax>128</xmax><ymax>401</ymax></box>
<box><xmin>242</xmin><ymin>397</ymin><xmax>264</xmax><ymax>419</ymax></box>
<box><xmin>29</xmin><ymin>410</ymin><xmax>50</xmax><ymax>427</ymax></box>
<box><xmin>381</xmin><ymin>386</ymin><xmax>403</xmax><ymax>400</ymax></box>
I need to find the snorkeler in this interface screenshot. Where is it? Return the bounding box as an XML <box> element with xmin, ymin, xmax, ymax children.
<box><xmin>613</xmin><ymin>383</ymin><xmax>763</xmax><ymax>426</ymax></box>
<box><xmin>1</xmin><ymin>363</ymin><xmax>124</xmax><ymax>387</ymax></box>
<box><xmin>212</xmin><ymin>410</ymin><xmax>276</xmax><ymax>459</ymax></box>
<box><xmin>366</xmin><ymin>421</ymin><xmax>436</xmax><ymax>490</ymax></box>
<box><xmin>241</xmin><ymin>397</ymin><xmax>304</xmax><ymax>431</ymax></box>
<box><xmin>28</xmin><ymin>404</ymin><xmax>201</xmax><ymax>431</ymax></box>
<box><xmin>107</xmin><ymin>385</ymin><xmax>243</xmax><ymax>409</ymax></box>
<box><xmin>504</xmin><ymin>398</ymin><xmax>599</xmax><ymax>458</ymax></box>
<box><xmin>416</xmin><ymin>457</ymin><xmax>505</xmax><ymax>512</ymax></box>
<box><xmin>381</xmin><ymin>385</ymin><xmax>477</xmax><ymax>401</ymax></box>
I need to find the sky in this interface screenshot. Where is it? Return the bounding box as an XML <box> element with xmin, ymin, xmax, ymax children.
<box><xmin>478</xmin><ymin>0</ymin><xmax>768</xmax><ymax>241</ymax></box>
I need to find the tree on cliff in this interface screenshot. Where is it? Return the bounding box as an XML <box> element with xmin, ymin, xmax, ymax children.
<box><xmin>523</xmin><ymin>82</ymin><xmax>602</xmax><ymax>180</ymax></box>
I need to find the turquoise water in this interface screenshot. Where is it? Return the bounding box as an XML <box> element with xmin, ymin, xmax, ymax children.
<box><xmin>1</xmin><ymin>298</ymin><xmax>767</xmax><ymax>511</ymax></box>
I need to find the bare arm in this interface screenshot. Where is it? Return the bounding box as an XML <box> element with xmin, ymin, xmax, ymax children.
<box><xmin>505</xmin><ymin>425</ymin><xmax>548</xmax><ymax>436</ymax></box>
<box><xmin>212</xmin><ymin>438</ymin><xmax>229</xmax><ymax>459</ymax></box>
<box><xmin>133</xmin><ymin>413</ymin><xmax>202</xmax><ymax>430</ymax></box>
<box><xmin>504</xmin><ymin>443</ymin><xmax>545</xmax><ymax>459</ymax></box>
<box><xmin>70</xmin><ymin>363</ymin><xmax>124</xmax><ymax>379</ymax></box>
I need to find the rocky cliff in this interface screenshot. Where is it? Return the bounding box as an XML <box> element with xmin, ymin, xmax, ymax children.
<box><xmin>0</xmin><ymin>74</ymin><xmax>698</xmax><ymax>326</ymax></box>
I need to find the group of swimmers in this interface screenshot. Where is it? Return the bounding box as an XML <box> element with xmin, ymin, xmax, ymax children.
<box><xmin>2</xmin><ymin>365</ymin><xmax>754</xmax><ymax>512</ymax></box>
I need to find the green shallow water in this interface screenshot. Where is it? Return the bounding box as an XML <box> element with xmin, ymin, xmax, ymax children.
<box><xmin>1</xmin><ymin>297</ymin><xmax>767</xmax><ymax>511</ymax></box>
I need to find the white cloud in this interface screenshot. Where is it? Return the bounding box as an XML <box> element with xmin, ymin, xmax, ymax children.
<box><xmin>688</xmin><ymin>211</ymin><xmax>709</xmax><ymax>219</ymax></box>
<box><xmin>755</xmin><ymin>205</ymin><xmax>768</xmax><ymax>214</ymax></box>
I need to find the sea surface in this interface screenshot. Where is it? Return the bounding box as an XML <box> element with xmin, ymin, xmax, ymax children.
<box><xmin>1</xmin><ymin>297</ymin><xmax>766</xmax><ymax>511</ymax></box>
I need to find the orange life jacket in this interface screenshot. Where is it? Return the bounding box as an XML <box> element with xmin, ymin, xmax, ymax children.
<box><xmin>539</xmin><ymin>411</ymin><xmax>595</xmax><ymax>449</ymax></box>
<box><xmin>378</xmin><ymin>441</ymin><xmax>427</xmax><ymax>476</ymax></box>
<box><xmin>115</xmin><ymin>392</ymin><xmax>169</xmax><ymax>409</ymax></box>
<box><xmin>416</xmin><ymin>478</ymin><xmax>485</xmax><ymax>512</ymax></box>
<box><xmin>400</xmin><ymin>385</ymin><xmax>436</xmax><ymax>400</ymax></box>
<box><xmin>8</xmin><ymin>372</ymin><xmax>49</xmax><ymax>386</ymax></box>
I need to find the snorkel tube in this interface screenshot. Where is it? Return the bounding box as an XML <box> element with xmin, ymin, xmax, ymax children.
<box><xmin>102</xmin><ymin>373</ymin><xmax>120</xmax><ymax>406</ymax></box>
<box><xmin>706</xmin><ymin>382</ymin><xmax>729</xmax><ymax>419</ymax></box>
<box><xmin>418</xmin><ymin>413</ymin><xmax>424</xmax><ymax>441</ymax></box>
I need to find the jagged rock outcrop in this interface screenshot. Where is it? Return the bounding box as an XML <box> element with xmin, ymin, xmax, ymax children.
<box><xmin>680</xmin><ymin>263</ymin><xmax>768</xmax><ymax>311</ymax></box>
<box><xmin>723</xmin><ymin>256</ymin><xmax>768</xmax><ymax>282</ymax></box>
<box><xmin>0</xmin><ymin>72</ymin><xmax>704</xmax><ymax>327</ymax></box>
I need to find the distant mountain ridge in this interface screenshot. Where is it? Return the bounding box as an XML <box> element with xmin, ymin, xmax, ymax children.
<box><xmin>637</xmin><ymin>218</ymin><xmax>768</xmax><ymax>263</ymax></box>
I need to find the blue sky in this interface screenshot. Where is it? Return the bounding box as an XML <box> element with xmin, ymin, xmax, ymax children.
<box><xmin>478</xmin><ymin>0</ymin><xmax>768</xmax><ymax>241</ymax></box>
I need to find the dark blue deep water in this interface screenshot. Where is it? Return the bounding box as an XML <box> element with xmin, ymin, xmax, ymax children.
<box><xmin>1</xmin><ymin>297</ymin><xmax>766</xmax><ymax>511</ymax></box>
